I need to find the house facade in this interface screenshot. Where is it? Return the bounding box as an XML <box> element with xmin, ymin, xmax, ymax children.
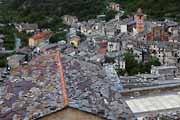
<box><xmin>15</xmin><ymin>23</ymin><xmax>38</xmax><ymax>33</ymax></box>
<box><xmin>109</xmin><ymin>2</ymin><xmax>120</xmax><ymax>11</ymax></box>
<box><xmin>107</xmin><ymin>38</ymin><xmax>120</xmax><ymax>52</ymax></box>
<box><xmin>62</xmin><ymin>15</ymin><xmax>78</xmax><ymax>26</ymax></box>
<box><xmin>151</xmin><ymin>65</ymin><xmax>178</xmax><ymax>75</ymax></box>
<box><xmin>70</xmin><ymin>36</ymin><xmax>81</xmax><ymax>48</ymax></box>
<box><xmin>29</xmin><ymin>32</ymin><xmax>52</xmax><ymax>47</ymax></box>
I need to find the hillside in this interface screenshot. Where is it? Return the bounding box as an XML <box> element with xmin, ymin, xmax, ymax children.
<box><xmin>118</xmin><ymin>0</ymin><xmax>180</xmax><ymax>20</ymax></box>
<box><xmin>1</xmin><ymin>0</ymin><xmax>108</xmax><ymax>21</ymax></box>
<box><xmin>1</xmin><ymin>0</ymin><xmax>180</xmax><ymax>22</ymax></box>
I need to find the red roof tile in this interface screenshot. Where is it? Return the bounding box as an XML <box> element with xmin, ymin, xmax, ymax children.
<box><xmin>31</xmin><ymin>32</ymin><xmax>52</xmax><ymax>41</ymax></box>
<box><xmin>97</xmin><ymin>48</ymin><xmax>107</xmax><ymax>55</ymax></box>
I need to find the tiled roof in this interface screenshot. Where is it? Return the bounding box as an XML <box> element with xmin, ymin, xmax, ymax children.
<box><xmin>97</xmin><ymin>48</ymin><xmax>107</xmax><ymax>55</ymax></box>
<box><xmin>31</xmin><ymin>32</ymin><xmax>52</xmax><ymax>41</ymax></box>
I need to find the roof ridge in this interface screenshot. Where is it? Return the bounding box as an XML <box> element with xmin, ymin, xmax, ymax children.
<box><xmin>57</xmin><ymin>51</ymin><xmax>69</xmax><ymax>107</ymax></box>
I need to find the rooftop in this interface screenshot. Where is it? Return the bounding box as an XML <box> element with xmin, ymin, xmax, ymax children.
<box><xmin>31</xmin><ymin>32</ymin><xmax>52</xmax><ymax>41</ymax></box>
<box><xmin>0</xmin><ymin>50</ymin><xmax>135</xmax><ymax>120</ymax></box>
<box><xmin>152</xmin><ymin>65</ymin><xmax>177</xmax><ymax>70</ymax></box>
<box><xmin>126</xmin><ymin>93</ymin><xmax>180</xmax><ymax>115</ymax></box>
<box><xmin>0</xmin><ymin>51</ymin><xmax>64</xmax><ymax>120</ymax></box>
<box><xmin>18</xmin><ymin>23</ymin><xmax>38</xmax><ymax>30</ymax></box>
<box><xmin>7</xmin><ymin>54</ymin><xmax>26</xmax><ymax>61</ymax></box>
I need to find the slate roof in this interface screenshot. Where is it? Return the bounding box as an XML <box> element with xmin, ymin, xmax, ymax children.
<box><xmin>20</xmin><ymin>23</ymin><xmax>38</xmax><ymax>31</ymax></box>
<box><xmin>0</xmin><ymin>51</ymin><xmax>64</xmax><ymax>120</ymax></box>
<box><xmin>0</xmin><ymin>50</ymin><xmax>135</xmax><ymax>120</ymax></box>
<box><xmin>54</xmin><ymin>54</ymin><xmax>134</xmax><ymax>119</ymax></box>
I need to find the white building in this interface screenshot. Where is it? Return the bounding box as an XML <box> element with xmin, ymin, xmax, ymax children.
<box><xmin>120</xmin><ymin>25</ymin><xmax>128</xmax><ymax>33</ymax></box>
<box><xmin>114</xmin><ymin>59</ymin><xmax>126</xmax><ymax>70</ymax></box>
<box><xmin>151</xmin><ymin>65</ymin><xmax>177</xmax><ymax>76</ymax></box>
<box><xmin>133</xmin><ymin>48</ymin><xmax>142</xmax><ymax>62</ymax></box>
<box><xmin>62</xmin><ymin>15</ymin><xmax>78</xmax><ymax>26</ymax></box>
<box><xmin>15</xmin><ymin>23</ymin><xmax>38</xmax><ymax>33</ymax></box>
<box><xmin>107</xmin><ymin>39</ymin><xmax>120</xmax><ymax>52</ymax></box>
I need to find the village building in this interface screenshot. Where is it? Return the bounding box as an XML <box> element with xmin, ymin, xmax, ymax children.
<box><xmin>114</xmin><ymin>57</ymin><xmax>126</xmax><ymax>70</ymax></box>
<box><xmin>80</xmin><ymin>21</ymin><xmax>92</xmax><ymax>35</ymax></box>
<box><xmin>29</xmin><ymin>32</ymin><xmax>52</xmax><ymax>47</ymax></box>
<box><xmin>107</xmin><ymin>38</ymin><xmax>120</xmax><ymax>52</ymax></box>
<box><xmin>109</xmin><ymin>2</ymin><xmax>121</xmax><ymax>11</ymax></box>
<box><xmin>15</xmin><ymin>23</ymin><xmax>38</xmax><ymax>33</ymax></box>
<box><xmin>133</xmin><ymin>48</ymin><xmax>143</xmax><ymax>62</ymax></box>
<box><xmin>120</xmin><ymin>24</ymin><xmax>128</xmax><ymax>33</ymax></box>
<box><xmin>93</xmin><ymin>36</ymin><xmax>108</xmax><ymax>55</ymax></box>
<box><xmin>136</xmin><ymin>74</ymin><xmax>162</xmax><ymax>82</ymax></box>
<box><xmin>149</xmin><ymin>44</ymin><xmax>176</xmax><ymax>64</ymax></box>
<box><xmin>105</xmin><ymin>20</ymin><xmax>116</xmax><ymax>37</ymax></box>
<box><xmin>92</xmin><ymin>22</ymin><xmax>105</xmax><ymax>34</ymax></box>
<box><xmin>70</xmin><ymin>35</ymin><xmax>81</xmax><ymax>48</ymax></box>
<box><xmin>62</xmin><ymin>15</ymin><xmax>78</xmax><ymax>26</ymax></box>
<box><xmin>134</xmin><ymin>8</ymin><xmax>145</xmax><ymax>33</ymax></box>
<box><xmin>80</xmin><ymin>20</ymin><xmax>100</xmax><ymax>35</ymax></box>
<box><xmin>151</xmin><ymin>65</ymin><xmax>177</xmax><ymax>75</ymax></box>
<box><xmin>16</xmin><ymin>47</ymin><xmax>33</xmax><ymax>62</ymax></box>
<box><xmin>7</xmin><ymin>54</ymin><xmax>26</xmax><ymax>68</ymax></box>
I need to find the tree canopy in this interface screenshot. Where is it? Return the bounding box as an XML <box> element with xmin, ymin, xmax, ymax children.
<box><xmin>123</xmin><ymin>52</ymin><xmax>161</xmax><ymax>76</ymax></box>
<box><xmin>118</xmin><ymin>0</ymin><xmax>180</xmax><ymax>20</ymax></box>
<box><xmin>2</xmin><ymin>0</ymin><xmax>109</xmax><ymax>21</ymax></box>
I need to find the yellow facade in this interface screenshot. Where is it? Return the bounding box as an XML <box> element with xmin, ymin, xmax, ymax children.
<box><xmin>29</xmin><ymin>38</ymin><xmax>35</xmax><ymax>47</ymax></box>
<box><xmin>70</xmin><ymin>36</ymin><xmax>80</xmax><ymax>48</ymax></box>
<box><xmin>70</xmin><ymin>40</ymin><xmax>79</xmax><ymax>48</ymax></box>
<box><xmin>29</xmin><ymin>38</ymin><xmax>43</xmax><ymax>47</ymax></box>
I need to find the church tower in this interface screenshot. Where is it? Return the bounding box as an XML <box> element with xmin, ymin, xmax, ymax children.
<box><xmin>135</xmin><ymin>8</ymin><xmax>145</xmax><ymax>33</ymax></box>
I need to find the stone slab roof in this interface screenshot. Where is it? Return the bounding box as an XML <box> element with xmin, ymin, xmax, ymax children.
<box><xmin>0</xmin><ymin>50</ymin><xmax>135</xmax><ymax>120</ymax></box>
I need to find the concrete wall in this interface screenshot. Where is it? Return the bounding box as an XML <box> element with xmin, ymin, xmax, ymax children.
<box><xmin>40</xmin><ymin>108</ymin><xmax>105</xmax><ymax>120</ymax></box>
<box><xmin>121</xmin><ymin>84</ymin><xmax>180</xmax><ymax>98</ymax></box>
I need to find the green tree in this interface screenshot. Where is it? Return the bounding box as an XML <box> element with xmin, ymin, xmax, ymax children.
<box><xmin>124</xmin><ymin>52</ymin><xmax>139</xmax><ymax>75</ymax></box>
<box><xmin>119</xmin><ymin>0</ymin><xmax>180</xmax><ymax>20</ymax></box>
<box><xmin>49</xmin><ymin>32</ymin><xmax>67</xmax><ymax>43</ymax></box>
<box><xmin>0</xmin><ymin>59</ymin><xmax>7</xmax><ymax>68</ymax></box>
<box><xmin>123</xmin><ymin>52</ymin><xmax>161</xmax><ymax>76</ymax></box>
<box><xmin>105</xmin><ymin>10</ymin><xmax>117</xmax><ymax>21</ymax></box>
<box><xmin>144</xmin><ymin>56</ymin><xmax>161</xmax><ymax>73</ymax></box>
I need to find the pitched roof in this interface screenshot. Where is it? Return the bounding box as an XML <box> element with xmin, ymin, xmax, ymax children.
<box><xmin>0</xmin><ymin>51</ymin><xmax>64</xmax><ymax>120</ymax></box>
<box><xmin>31</xmin><ymin>32</ymin><xmax>52</xmax><ymax>41</ymax></box>
<box><xmin>21</xmin><ymin>23</ymin><xmax>38</xmax><ymax>30</ymax></box>
<box><xmin>58</xmin><ymin>55</ymin><xmax>134</xmax><ymax>120</ymax></box>
<box><xmin>0</xmin><ymin>50</ymin><xmax>135</xmax><ymax>120</ymax></box>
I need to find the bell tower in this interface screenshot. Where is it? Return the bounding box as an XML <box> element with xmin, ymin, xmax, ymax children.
<box><xmin>135</xmin><ymin>8</ymin><xmax>145</xmax><ymax>33</ymax></box>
